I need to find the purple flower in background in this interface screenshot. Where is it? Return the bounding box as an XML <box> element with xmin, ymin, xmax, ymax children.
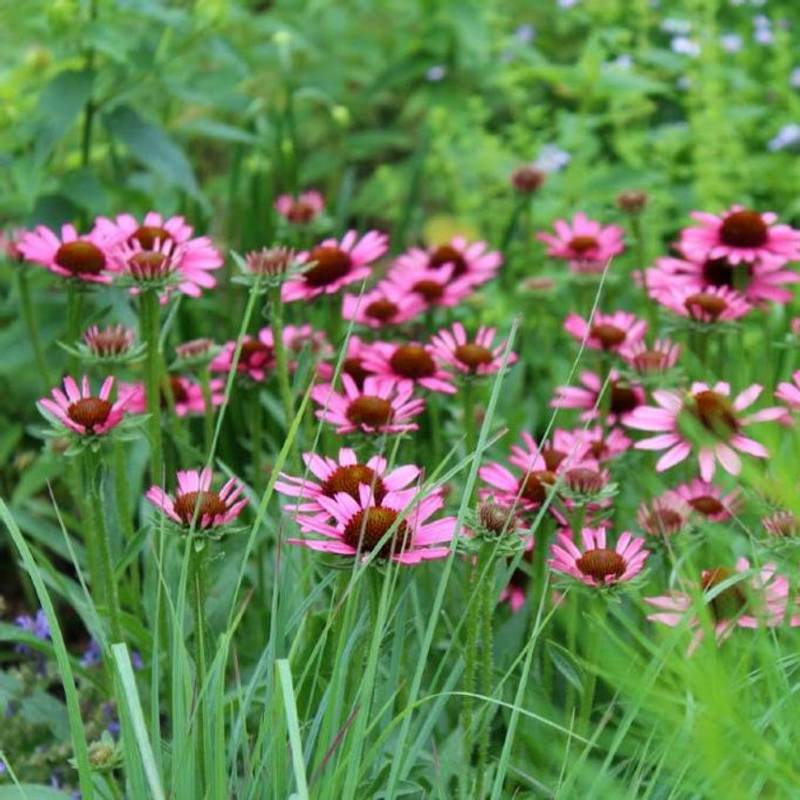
<box><xmin>768</xmin><ymin>124</ymin><xmax>800</xmax><ymax>152</ymax></box>
<box><xmin>791</xmin><ymin>68</ymin><xmax>800</xmax><ymax>89</ymax></box>
<box><xmin>426</xmin><ymin>65</ymin><xmax>446</xmax><ymax>82</ymax></box>
<box><xmin>671</xmin><ymin>36</ymin><xmax>700</xmax><ymax>57</ymax></box>
<box><xmin>534</xmin><ymin>144</ymin><xmax>570</xmax><ymax>173</ymax></box>
<box><xmin>661</xmin><ymin>18</ymin><xmax>692</xmax><ymax>35</ymax></box>
<box><xmin>514</xmin><ymin>24</ymin><xmax>535</xmax><ymax>44</ymax></box>
<box><xmin>81</xmin><ymin>639</ymin><xmax>102</xmax><ymax>668</ymax></box>
<box><xmin>557</xmin><ymin>0</ymin><xmax>579</xmax><ymax>7</ymax></box>
<box><xmin>720</xmin><ymin>33</ymin><xmax>743</xmax><ymax>53</ymax></box>
<box><xmin>15</xmin><ymin>609</ymin><xmax>50</xmax><ymax>656</ymax></box>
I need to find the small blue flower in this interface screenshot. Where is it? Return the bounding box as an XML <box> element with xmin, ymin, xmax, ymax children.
<box><xmin>425</xmin><ymin>65</ymin><xmax>447</xmax><ymax>82</ymax></box>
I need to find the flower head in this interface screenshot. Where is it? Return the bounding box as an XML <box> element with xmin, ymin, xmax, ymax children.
<box><xmin>537</xmin><ymin>212</ymin><xmax>625</xmax><ymax>269</ymax></box>
<box><xmin>511</xmin><ymin>165</ymin><xmax>546</xmax><ymax>194</ymax></box>
<box><xmin>243</xmin><ymin>246</ymin><xmax>297</xmax><ymax>282</ymax></box>
<box><xmin>385</xmin><ymin>260</ymin><xmax>477</xmax><ymax>309</ymax></box>
<box><xmin>651</xmin><ymin>284</ymin><xmax>752</xmax><ymax>323</ymax></box>
<box><xmin>146</xmin><ymin>468</ymin><xmax>247</xmax><ymax>530</ymax></box>
<box><xmin>211</xmin><ymin>335</ymin><xmax>274</xmax><ymax>382</ymax></box>
<box><xmin>620</xmin><ymin>339</ymin><xmax>681</xmax><ymax>376</ymax></box>
<box><xmin>275</xmin><ymin>190</ymin><xmax>324</xmax><ymax>224</ymax></box>
<box><xmin>430</xmin><ymin>323</ymin><xmax>517</xmax><ymax>377</ymax></box>
<box><xmin>637</xmin><ymin>492</ymin><xmax>693</xmax><ymax>537</ymax></box>
<box><xmin>775</xmin><ymin>370</ymin><xmax>800</xmax><ymax>411</ymax></box>
<box><xmin>82</xmin><ymin>324</ymin><xmax>136</xmax><ymax>358</ymax></box>
<box><xmin>552</xmin><ymin>370</ymin><xmax>645</xmax><ymax>425</ymax></box>
<box><xmin>359</xmin><ymin>341</ymin><xmax>456</xmax><ymax>394</ymax></box>
<box><xmin>342</xmin><ymin>283</ymin><xmax>426</xmax><ymax>329</ymax></box>
<box><xmin>18</xmin><ymin>224</ymin><xmax>116</xmax><ymax>283</ymax></box>
<box><xmin>563</xmin><ymin>310</ymin><xmax>647</xmax><ymax>352</ymax></box>
<box><xmin>121</xmin><ymin>376</ymin><xmax>224</xmax><ymax>417</ymax></box>
<box><xmin>672</xmin><ymin>478</ymin><xmax>740</xmax><ymax>522</ymax></box>
<box><xmin>39</xmin><ymin>376</ymin><xmax>129</xmax><ymax>437</ymax></box>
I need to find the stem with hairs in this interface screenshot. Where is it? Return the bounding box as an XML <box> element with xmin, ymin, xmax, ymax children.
<box><xmin>140</xmin><ymin>288</ymin><xmax>164</xmax><ymax>482</ymax></box>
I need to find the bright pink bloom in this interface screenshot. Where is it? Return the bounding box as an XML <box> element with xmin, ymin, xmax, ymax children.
<box><xmin>549</xmin><ymin>527</ymin><xmax>648</xmax><ymax>587</ymax></box>
<box><xmin>38</xmin><ymin>375</ymin><xmax>128</xmax><ymax>436</ymax></box>
<box><xmin>552</xmin><ymin>370</ymin><xmax>645</xmax><ymax>425</ymax></box>
<box><xmin>342</xmin><ymin>283</ymin><xmax>426</xmax><ymax>329</ymax></box>
<box><xmin>673</xmin><ymin>479</ymin><xmax>740</xmax><ymax>522</ymax></box>
<box><xmin>211</xmin><ymin>336</ymin><xmax>274</xmax><ymax>382</ymax></box>
<box><xmin>430</xmin><ymin>323</ymin><xmax>517</xmax><ymax>376</ymax></box>
<box><xmin>392</xmin><ymin>238</ymin><xmax>502</xmax><ymax>288</ymax></box>
<box><xmin>98</xmin><ymin>211</ymin><xmax>223</xmax><ymax>298</ymax></box>
<box><xmin>620</xmin><ymin>339</ymin><xmax>681</xmax><ymax>375</ymax></box>
<box><xmin>645</xmin><ymin>558</ymin><xmax>800</xmax><ymax>654</ymax></box>
<box><xmin>18</xmin><ymin>224</ymin><xmax>116</xmax><ymax>283</ymax></box>
<box><xmin>385</xmin><ymin>261</ymin><xmax>477</xmax><ymax>308</ymax></box>
<box><xmin>121</xmin><ymin>376</ymin><xmax>224</xmax><ymax>417</ymax></box>
<box><xmin>311</xmin><ymin>375</ymin><xmax>425</xmax><ymax>435</ymax></box>
<box><xmin>274</xmin><ymin>190</ymin><xmax>324</xmax><ymax>224</ymax></box>
<box><xmin>678</xmin><ymin>206</ymin><xmax>800</xmax><ymax>266</ymax></box>
<box><xmin>281</xmin><ymin>231</ymin><xmax>388</xmax><ymax>302</ymax></box>
<box><xmin>559</xmin><ymin>425</ymin><xmax>633</xmax><ymax>463</ymax></box>
<box><xmin>276</xmin><ymin>448</ymin><xmax>421</xmax><ymax>518</ymax></box>
<box><xmin>321</xmin><ymin>335</ymin><xmax>375</xmax><ymax>387</ymax></box>
<box><xmin>537</xmin><ymin>212</ymin><xmax>625</xmax><ymax>269</ymax></box>
<box><xmin>776</xmin><ymin>370</ymin><xmax>800</xmax><ymax>411</ymax></box>
<box><xmin>626</xmin><ymin>382</ymin><xmax>785</xmax><ymax>480</ymax></box>
<box><xmin>563</xmin><ymin>310</ymin><xmax>647</xmax><ymax>352</ymax></box>
<box><xmin>637</xmin><ymin>492</ymin><xmax>692</xmax><ymax>537</ymax></box>
<box><xmin>289</xmin><ymin>484</ymin><xmax>457</xmax><ymax>564</ymax></box>
<box><xmin>651</xmin><ymin>283</ymin><xmax>752</xmax><ymax>323</ymax></box>
<box><xmin>146</xmin><ymin>468</ymin><xmax>246</xmax><ymax>529</ymax></box>
<box><xmin>508</xmin><ymin>430</ymin><xmax>592</xmax><ymax>474</ymax></box>
<box><xmin>359</xmin><ymin>341</ymin><xmax>455</xmax><ymax>394</ymax></box>
<box><xmin>479</xmin><ymin>450</ymin><xmax>560</xmax><ymax>514</ymax></box>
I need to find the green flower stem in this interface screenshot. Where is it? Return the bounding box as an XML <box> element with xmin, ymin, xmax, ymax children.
<box><xmin>462</xmin><ymin>378</ymin><xmax>477</xmax><ymax>456</ymax></box>
<box><xmin>85</xmin><ymin>448</ymin><xmax>123</xmax><ymax>644</ymax></box>
<box><xmin>200</xmin><ymin>364</ymin><xmax>215</xmax><ymax>457</ymax></box>
<box><xmin>249</xmin><ymin>388</ymin><xmax>264</xmax><ymax>482</ymax></box>
<box><xmin>141</xmin><ymin>289</ymin><xmax>164</xmax><ymax>482</ymax></box>
<box><xmin>191</xmin><ymin>540</ymin><xmax>209</xmax><ymax>787</ymax></box>
<box><xmin>270</xmin><ymin>285</ymin><xmax>295</xmax><ymax>430</ymax></box>
<box><xmin>578</xmin><ymin>598</ymin><xmax>605</xmax><ymax>735</ymax></box>
<box><xmin>113</xmin><ymin>439</ymin><xmax>139</xmax><ymax>612</ymax></box>
<box><xmin>66</xmin><ymin>283</ymin><xmax>84</xmax><ymax>374</ymax></box>
<box><xmin>17</xmin><ymin>271</ymin><xmax>50</xmax><ymax>388</ymax></box>
<box><xmin>476</xmin><ymin>543</ymin><xmax>496</xmax><ymax>800</ymax></box>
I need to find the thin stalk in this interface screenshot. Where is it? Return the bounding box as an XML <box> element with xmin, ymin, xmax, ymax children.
<box><xmin>250</xmin><ymin>388</ymin><xmax>264</xmax><ymax>482</ymax></box>
<box><xmin>191</xmin><ymin>541</ymin><xmax>209</xmax><ymax>789</ymax></box>
<box><xmin>476</xmin><ymin>544</ymin><xmax>496</xmax><ymax>800</ymax></box>
<box><xmin>460</xmin><ymin>556</ymin><xmax>480</xmax><ymax>799</ymax></box>
<box><xmin>113</xmin><ymin>439</ymin><xmax>139</xmax><ymax>612</ymax></box>
<box><xmin>462</xmin><ymin>379</ymin><xmax>477</xmax><ymax>456</ymax></box>
<box><xmin>141</xmin><ymin>289</ymin><xmax>164</xmax><ymax>482</ymax></box>
<box><xmin>200</xmin><ymin>364</ymin><xmax>215</xmax><ymax>457</ymax></box>
<box><xmin>578</xmin><ymin>598</ymin><xmax>604</xmax><ymax>735</ymax></box>
<box><xmin>66</xmin><ymin>284</ymin><xmax>84</xmax><ymax>374</ymax></box>
<box><xmin>17</xmin><ymin>271</ymin><xmax>50</xmax><ymax>388</ymax></box>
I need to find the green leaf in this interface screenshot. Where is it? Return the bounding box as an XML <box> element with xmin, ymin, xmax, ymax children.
<box><xmin>177</xmin><ymin>118</ymin><xmax>256</xmax><ymax>144</ymax></box>
<box><xmin>0</xmin><ymin>787</ymin><xmax>71</xmax><ymax>799</ymax></box>
<box><xmin>32</xmin><ymin>70</ymin><xmax>94</xmax><ymax>163</ymax></box>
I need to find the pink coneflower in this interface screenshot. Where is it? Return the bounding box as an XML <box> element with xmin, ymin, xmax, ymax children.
<box><xmin>537</xmin><ymin>212</ymin><xmax>625</xmax><ymax>270</ymax></box>
<box><xmin>775</xmin><ymin>370</ymin><xmax>800</xmax><ymax>410</ymax></box>
<box><xmin>678</xmin><ymin>206</ymin><xmax>800</xmax><ymax>266</ymax></box>
<box><xmin>637</xmin><ymin>492</ymin><xmax>692</xmax><ymax>537</ymax></box>
<box><xmin>620</xmin><ymin>339</ymin><xmax>681</xmax><ymax>376</ymax></box>
<box><xmin>276</xmin><ymin>448</ymin><xmax>421</xmax><ymax>517</ymax></box>
<box><xmin>341</xmin><ymin>283</ymin><xmax>426</xmax><ymax>329</ymax></box>
<box><xmin>673</xmin><ymin>478</ymin><xmax>740</xmax><ymax>522</ymax></box>
<box><xmin>430</xmin><ymin>323</ymin><xmax>518</xmax><ymax>377</ymax></box>
<box><xmin>121</xmin><ymin>376</ymin><xmax>224</xmax><ymax>417</ymax></box>
<box><xmin>325</xmin><ymin>335</ymin><xmax>375</xmax><ymax>388</ymax></box>
<box><xmin>281</xmin><ymin>231</ymin><xmax>388</xmax><ymax>302</ymax></box>
<box><xmin>646</xmin><ymin>254</ymin><xmax>799</xmax><ymax>306</ymax></box>
<box><xmin>651</xmin><ymin>284</ymin><xmax>752</xmax><ymax>323</ymax></box>
<box><xmin>385</xmin><ymin>261</ymin><xmax>478</xmax><ymax>308</ymax></box>
<box><xmin>311</xmin><ymin>375</ymin><xmax>425</xmax><ymax>435</ymax></box>
<box><xmin>560</xmin><ymin>425</ymin><xmax>633</xmax><ymax>463</ymax></box>
<box><xmin>626</xmin><ymin>382</ymin><xmax>785</xmax><ymax>480</ymax></box>
<box><xmin>38</xmin><ymin>376</ymin><xmax>128</xmax><ymax>436</ymax></box>
<box><xmin>763</xmin><ymin>510</ymin><xmax>798</xmax><ymax>537</ymax></box>
<box><xmin>563</xmin><ymin>310</ymin><xmax>647</xmax><ymax>352</ymax></box>
<box><xmin>18</xmin><ymin>224</ymin><xmax>116</xmax><ymax>283</ymax></box>
<box><xmin>500</xmin><ymin>543</ymin><xmax>534</xmax><ymax>613</ymax></box>
<box><xmin>509</xmin><ymin>430</ymin><xmax>592</xmax><ymax>473</ymax></box>
<box><xmin>478</xmin><ymin>453</ymin><xmax>558</xmax><ymax>514</ymax></box>
<box><xmin>359</xmin><ymin>341</ymin><xmax>456</xmax><ymax>394</ymax></box>
<box><xmin>549</xmin><ymin>527</ymin><xmax>648</xmax><ymax>587</ymax></box>
<box><xmin>290</xmin><ymin>484</ymin><xmax>456</xmax><ymax>564</ymax></box>
<box><xmin>175</xmin><ymin>338</ymin><xmax>217</xmax><ymax>362</ymax></box>
<box><xmin>392</xmin><ymin>237</ymin><xmax>503</xmax><ymax>288</ymax></box>
<box><xmin>99</xmin><ymin>212</ymin><xmax>223</xmax><ymax>298</ymax></box>
<box><xmin>211</xmin><ymin>336</ymin><xmax>274</xmax><ymax>382</ymax></box>
<box><xmin>552</xmin><ymin>370</ymin><xmax>646</xmax><ymax>425</ymax></box>
<box><xmin>645</xmin><ymin>559</ymin><xmax>800</xmax><ymax>653</ymax></box>
<box><xmin>274</xmin><ymin>190</ymin><xmax>325</xmax><ymax>224</ymax></box>
<box><xmin>146</xmin><ymin>468</ymin><xmax>246</xmax><ymax>529</ymax></box>
<box><xmin>83</xmin><ymin>324</ymin><xmax>135</xmax><ymax>357</ymax></box>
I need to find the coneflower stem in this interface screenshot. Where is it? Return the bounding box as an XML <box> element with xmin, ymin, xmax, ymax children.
<box><xmin>476</xmin><ymin>543</ymin><xmax>496</xmax><ymax>800</ymax></box>
<box><xmin>17</xmin><ymin>272</ymin><xmax>50</xmax><ymax>389</ymax></box>
<box><xmin>66</xmin><ymin>284</ymin><xmax>84</xmax><ymax>374</ymax></box>
<box><xmin>113</xmin><ymin>439</ymin><xmax>139</xmax><ymax>612</ymax></box>
<box><xmin>461</xmin><ymin>555</ymin><xmax>480</xmax><ymax>799</ymax></box>
<box><xmin>578</xmin><ymin>598</ymin><xmax>604</xmax><ymax>735</ymax></box>
<box><xmin>462</xmin><ymin>379</ymin><xmax>477</xmax><ymax>456</ymax></box>
<box><xmin>200</xmin><ymin>364</ymin><xmax>215</xmax><ymax>458</ymax></box>
<box><xmin>141</xmin><ymin>289</ymin><xmax>164</xmax><ymax>482</ymax></box>
<box><xmin>250</xmin><ymin>389</ymin><xmax>264</xmax><ymax>482</ymax></box>
<box><xmin>269</xmin><ymin>286</ymin><xmax>295</xmax><ymax>430</ymax></box>
<box><xmin>191</xmin><ymin>540</ymin><xmax>209</xmax><ymax>787</ymax></box>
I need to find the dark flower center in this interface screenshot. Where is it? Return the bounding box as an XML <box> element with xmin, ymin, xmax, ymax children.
<box><xmin>55</xmin><ymin>241</ymin><xmax>106</xmax><ymax>276</ymax></box>
<box><xmin>590</xmin><ymin>323</ymin><xmax>627</xmax><ymax>349</ymax></box>
<box><xmin>684</xmin><ymin>292</ymin><xmax>728</xmax><ymax>320</ymax></box>
<box><xmin>701</xmin><ymin>567</ymin><xmax>747</xmax><ymax>621</ymax></box>
<box><xmin>304</xmin><ymin>246</ymin><xmax>352</xmax><ymax>287</ymax></box>
<box><xmin>131</xmin><ymin>225</ymin><xmax>173</xmax><ymax>250</ymax></box>
<box><xmin>647</xmin><ymin>508</ymin><xmax>684</xmax><ymax>533</ymax></box>
<box><xmin>517</xmin><ymin>470</ymin><xmax>556</xmax><ymax>505</ymax></box>
<box><xmin>479</xmin><ymin>501</ymin><xmax>515</xmax><ymax>535</ymax></box>
<box><xmin>389</xmin><ymin>345</ymin><xmax>436</xmax><ymax>379</ymax></box>
<box><xmin>343</xmin><ymin>357</ymin><xmax>371</xmax><ymax>388</ymax></box>
<box><xmin>702</xmin><ymin>257</ymin><xmax>736</xmax><ymax>288</ymax></box>
<box><xmin>162</xmin><ymin>376</ymin><xmax>189</xmax><ymax>407</ymax></box>
<box><xmin>286</xmin><ymin>201</ymin><xmax>316</xmax><ymax>224</ymax></box>
<box><xmin>576</xmin><ymin>548</ymin><xmax>626</xmax><ymax>581</ymax></box>
<box><xmin>412</xmin><ymin>279</ymin><xmax>445</xmax><ymax>302</ymax></box>
<box><xmin>609</xmin><ymin>381</ymin><xmax>640</xmax><ymax>415</ymax></box>
<box><xmin>342</xmin><ymin>507</ymin><xmax>410</xmax><ymax>557</ymax></box>
<box><xmin>565</xmin><ymin>467</ymin><xmax>603</xmax><ymax>494</ymax></box>
<box><xmin>541</xmin><ymin>446</ymin><xmax>567</xmax><ymax>471</ymax></box>
<box><xmin>365</xmin><ymin>298</ymin><xmax>399</xmax><ymax>322</ymax></box>
<box><xmin>173</xmin><ymin>490</ymin><xmax>227</xmax><ymax>524</ymax></box>
<box><xmin>689</xmin><ymin>495</ymin><xmax>724</xmax><ymax>516</ymax></box>
<box><xmin>129</xmin><ymin>251</ymin><xmax>171</xmax><ymax>279</ymax></box>
<box><xmin>691</xmin><ymin>390</ymin><xmax>738</xmax><ymax>437</ymax></box>
<box><xmin>240</xmin><ymin>339</ymin><xmax>272</xmax><ymax>367</ymax></box>
<box><xmin>428</xmin><ymin>244</ymin><xmax>467</xmax><ymax>278</ymax></box>
<box><xmin>322</xmin><ymin>464</ymin><xmax>386</xmax><ymax>503</ymax></box>
<box><xmin>569</xmin><ymin>235</ymin><xmax>598</xmax><ymax>255</ymax></box>
<box><xmin>511</xmin><ymin>166</ymin><xmax>546</xmax><ymax>194</ymax></box>
<box><xmin>67</xmin><ymin>397</ymin><xmax>112</xmax><ymax>431</ymax></box>
<box><xmin>719</xmin><ymin>210</ymin><xmax>768</xmax><ymax>248</ymax></box>
<box><xmin>632</xmin><ymin>350</ymin><xmax>670</xmax><ymax>373</ymax></box>
<box><xmin>346</xmin><ymin>396</ymin><xmax>394</xmax><ymax>427</ymax></box>
<box><xmin>454</xmin><ymin>343</ymin><xmax>493</xmax><ymax>370</ymax></box>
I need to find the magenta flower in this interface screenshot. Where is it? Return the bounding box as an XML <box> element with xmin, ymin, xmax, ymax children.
<box><xmin>289</xmin><ymin>484</ymin><xmax>456</xmax><ymax>564</ymax></box>
<box><xmin>558</xmin><ymin>425</ymin><xmax>633</xmax><ymax>463</ymax></box>
<box><xmin>322</xmin><ymin>335</ymin><xmax>375</xmax><ymax>388</ymax></box>
<box><xmin>359</xmin><ymin>341</ymin><xmax>456</xmax><ymax>394</ymax></box>
<box><xmin>563</xmin><ymin>310</ymin><xmax>647</xmax><ymax>352</ymax></box>
<box><xmin>281</xmin><ymin>231</ymin><xmax>388</xmax><ymax>302</ymax></box>
<box><xmin>18</xmin><ymin>224</ymin><xmax>116</xmax><ymax>283</ymax></box>
<box><xmin>430</xmin><ymin>323</ymin><xmax>517</xmax><ymax>376</ymax></box>
<box><xmin>121</xmin><ymin>376</ymin><xmax>224</xmax><ymax>417</ymax></box>
<box><xmin>274</xmin><ymin>190</ymin><xmax>325</xmax><ymax>224</ymax></box>
<box><xmin>620</xmin><ymin>339</ymin><xmax>681</xmax><ymax>376</ymax></box>
<box><xmin>625</xmin><ymin>382</ymin><xmax>785</xmax><ymax>480</ymax></box>
<box><xmin>341</xmin><ymin>283</ymin><xmax>426</xmax><ymax>329</ymax></box>
<box><xmin>673</xmin><ymin>478</ymin><xmax>740</xmax><ymax>522</ymax></box>
<box><xmin>552</xmin><ymin>370</ymin><xmax>645</xmax><ymax>425</ymax></box>
<box><xmin>391</xmin><ymin>238</ymin><xmax>502</xmax><ymax>288</ymax></box>
<box><xmin>83</xmin><ymin>324</ymin><xmax>136</xmax><ymax>358</ymax></box>
<box><xmin>537</xmin><ymin>212</ymin><xmax>625</xmax><ymax>270</ymax></box>
<box><xmin>211</xmin><ymin>336</ymin><xmax>274</xmax><ymax>382</ymax></box>
<box><xmin>636</xmin><ymin>492</ymin><xmax>693</xmax><ymax>537</ymax></box>
<box><xmin>146</xmin><ymin>468</ymin><xmax>246</xmax><ymax>529</ymax></box>
<box><xmin>678</xmin><ymin>206</ymin><xmax>800</xmax><ymax>266</ymax></box>
<box><xmin>311</xmin><ymin>375</ymin><xmax>425</xmax><ymax>435</ymax></box>
<box><xmin>385</xmin><ymin>261</ymin><xmax>478</xmax><ymax>308</ymax></box>
<box><xmin>549</xmin><ymin>527</ymin><xmax>648</xmax><ymax>587</ymax></box>
<box><xmin>275</xmin><ymin>447</ymin><xmax>421</xmax><ymax>518</ymax></box>
<box><xmin>645</xmin><ymin>559</ymin><xmax>800</xmax><ymax>654</ymax></box>
<box><xmin>650</xmin><ymin>284</ymin><xmax>752</xmax><ymax>323</ymax></box>
<box><xmin>99</xmin><ymin>212</ymin><xmax>223</xmax><ymax>298</ymax></box>
<box><xmin>478</xmin><ymin>450</ymin><xmax>558</xmax><ymax>514</ymax></box>
<box><xmin>38</xmin><ymin>375</ymin><xmax>128</xmax><ymax>436</ymax></box>
<box><xmin>508</xmin><ymin>430</ymin><xmax>592</xmax><ymax>474</ymax></box>
<box><xmin>776</xmin><ymin>370</ymin><xmax>800</xmax><ymax>411</ymax></box>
